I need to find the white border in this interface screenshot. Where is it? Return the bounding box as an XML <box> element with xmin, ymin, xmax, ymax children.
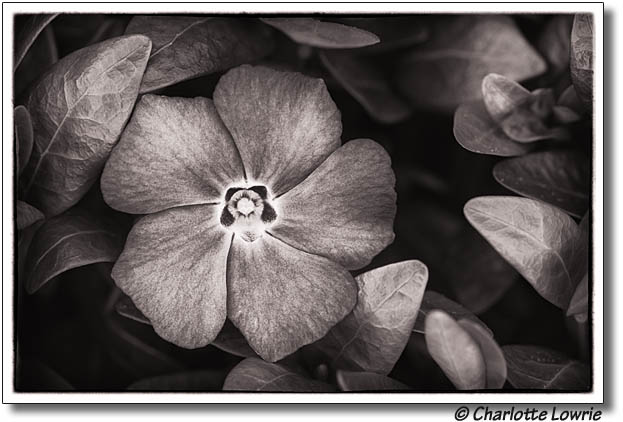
<box><xmin>2</xmin><ymin>2</ymin><xmax>605</xmax><ymax>405</ymax></box>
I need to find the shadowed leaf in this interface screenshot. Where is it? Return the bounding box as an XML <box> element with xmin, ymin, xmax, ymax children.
<box><xmin>115</xmin><ymin>293</ymin><xmax>151</xmax><ymax>325</ymax></box>
<box><xmin>14</xmin><ymin>25</ymin><xmax>59</xmax><ymax>98</ymax></box>
<box><xmin>126</xmin><ymin>16</ymin><xmax>273</xmax><ymax>93</ymax></box>
<box><xmin>425</xmin><ymin>310</ymin><xmax>486</xmax><ymax>390</ymax></box>
<box><xmin>413</xmin><ymin>291</ymin><xmax>493</xmax><ymax>337</ymax></box>
<box><xmin>20</xmin><ymin>35</ymin><xmax>152</xmax><ymax>217</ymax></box>
<box><xmin>128</xmin><ymin>370</ymin><xmax>226</xmax><ymax>391</ymax></box>
<box><xmin>335</xmin><ymin>17</ymin><xmax>428</xmax><ymax>53</ymax></box>
<box><xmin>458</xmin><ymin>319</ymin><xmax>507</xmax><ymax>389</ymax></box>
<box><xmin>570</xmin><ymin>14</ymin><xmax>594</xmax><ymax>108</ymax></box>
<box><xmin>396</xmin><ymin>15</ymin><xmax>546</xmax><ymax>112</ymax></box>
<box><xmin>493</xmin><ymin>150</ymin><xmax>590</xmax><ymax>218</ymax></box>
<box><xmin>320</xmin><ymin>51</ymin><xmax>411</xmax><ymax>124</ymax></box>
<box><xmin>536</xmin><ymin>15</ymin><xmax>573</xmax><ymax>78</ymax></box>
<box><xmin>261</xmin><ymin>18</ymin><xmax>379</xmax><ymax>49</ymax></box>
<box><xmin>567</xmin><ymin>273</ymin><xmax>588</xmax><ymax>322</ymax></box>
<box><xmin>15</xmin><ymin>106</ymin><xmax>34</xmax><ymax>175</ymax></box>
<box><xmin>503</xmin><ymin>345</ymin><xmax>590</xmax><ymax>389</ymax></box>
<box><xmin>311</xmin><ymin>260</ymin><xmax>428</xmax><ymax>375</ymax></box>
<box><xmin>14</xmin><ymin>13</ymin><xmax>58</xmax><ymax>71</ymax></box>
<box><xmin>24</xmin><ymin>208</ymin><xmax>126</xmax><ymax>294</ymax></box>
<box><xmin>16</xmin><ymin>359</ymin><xmax>73</xmax><ymax>391</ymax></box>
<box><xmin>223</xmin><ymin>358</ymin><xmax>335</xmax><ymax>392</ymax></box>
<box><xmin>16</xmin><ymin>200</ymin><xmax>44</xmax><ymax>231</ymax></box>
<box><xmin>336</xmin><ymin>370</ymin><xmax>410</xmax><ymax>391</ymax></box>
<box><xmin>464</xmin><ymin>196</ymin><xmax>582</xmax><ymax>308</ymax></box>
<box><xmin>453</xmin><ymin>101</ymin><xmax>534</xmax><ymax>157</ymax></box>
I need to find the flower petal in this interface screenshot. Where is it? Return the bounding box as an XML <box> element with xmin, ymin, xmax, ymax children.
<box><xmin>101</xmin><ymin>95</ymin><xmax>244</xmax><ymax>214</ymax></box>
<box><xmin>270</xmin><ymin>139</ymin><xmax>396</xmax><ymax>270</ymax></box>
<box><xmin>112</xmin><ymin>204</ymin><xmax>230</xmax><ymax>348</ymax></box>
<box><xmin>227</xmin><ymin>234</ymin><xmax>357</xmax><ymax>362</ymax></box>
<box><xmin>213</xmin><ymin>65</ymin><xmax>342</xmax><ymax>196</ymax></box>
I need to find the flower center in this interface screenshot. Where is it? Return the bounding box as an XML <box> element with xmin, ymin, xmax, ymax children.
<box><xmin>220</xmin><ymin>185</ymin><xmax>277</xmax><ymax>242</ymax></box>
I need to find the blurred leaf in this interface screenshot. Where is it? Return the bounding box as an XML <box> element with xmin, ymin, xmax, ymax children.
<box><xmin>458</xmin><ymin>319</ymin><xmax>507</xmax><ymax>389</ymax></box>
<box><xmin>413</xmin><ymin>291</ymin><xmax>493</xmax><ymax>337</ymax></box>
<box><xmin>87</xmin><ymin>17</ymin><xmax>128</xmax><ymax>46</ymax></box>
<box><xmin>311</xmin><ymin>260</ymin><xmax>428</xmax><ymax>375</ymax></box>
<box><xmin>503</xmin><ymin>345</ymin><xmax>590</xmax><ymax>389</ymax></box>
<box><xmin>24</xmin><ymin>207</ymin><xmax>126</xmax><ymax>294</ymax></box>
<box><xmin>336</xmin><ymin>370</ymin><xmax>410</xmax><ymax>391</ymax></box>
<box><xmin>16</xmin><ymin>200</ymin><xmax>44</xmax><ymax>231</ymax></box>
<box><xmin>223</xmin><ymin>358</ymin><xmax>336</xmax><ymax>392</ymax></box>
<box><xmin>444</xmin><ymin>227</ymin><xmax>517</xmax><ymax>314</ymax></box>
<box><xmin>335</xmin><ymin>17</ymin><xmax>428</xmax><ymax>53</ymax></box>
<box><xmin>127</xmin><ymin>370</ymin><xmax>226</xmax><ymax>391</ymax></box>
<box><xmin>126</xmin><ymin>16</ymin><xmax>273</xmax><ymax>93</ymax></box>
<box><xmin>482</xmin><ymin>74</ymin><xmax>564</xmax><ymax>142</ymax></box>
<box><xmin>425</xmin><ymin>310</ymin><xmax>486</xmax><ymax>390</ymax></box>
<box><xmin>115</xmin><ymin>293</ymin><xmax>150</xmax><ymax>325</ymax></box>
<box><xmin>20</xmin><ymin>35</ymin><xmax>152</xmax><ymax>217</ymax></box>
<box><xmin>395</xmin><ymin>15</ymin><xmax>546</xmax><ymax>112</ymax></box>
<box><xmin>567</xmin><ymin>213</ymin><xmax>590</xmax><ymax>321</ymax></box>
<box><xmin>453</xmin><ymin>101</ymin><xmax>534</xmax><ymax>157</ymax></box>
<box><xmin>320</xmin><ymin>51</ymin><xmax>411</xmax><ymax>124</ymax></box>
<box><xmin>536</xmin><ymin>15</ymin><xmax>573</xmax><ymax>78</ymax></box>
<box><xmin>14</xmin><ymin>13</ymin><xmax>58</xmax><ymax>71</ymax></box>
<box><xmin>570</xmin><ymin>14</ymin><xmax>594</xmax><ymax>108</ymax></box>
<box><xmin>558</xmin><ymin>85</ymin><xmax>584</xmax><ymax>112</ymax></box>
<box><xmin>493</xmin><ymin>150</ymin><xmax>590</xmax><ymax>218</ymax></box>
<box><xmin>567</xmin><ymin>273</ymin><xmax>588</xmax><ymax>322</ymax></box>
<box><xmin>14</xmin><ymin>25</ymin><xmax>59</xmax><ymax>98</ymax></box>
<box><xmin>464</xmin><ymin>196</ymin><xmax>582</xmax><ymax>309</ymax></box>
<box><xmin>16</xmin><ymin>358</ymin><xmax>73</xmax><ymax>391</ymax></box>
<box><xmin>14</xmin><ymin>105</ymin><xmax>34</xmax><ymax>175</ymax></box>
<box><xmin>260</xmin><ymin>17</ymin><xmax>379</xmax><ymax>49</ymax></box>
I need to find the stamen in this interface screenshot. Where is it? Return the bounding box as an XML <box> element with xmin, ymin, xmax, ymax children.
<box><xmin>220</xmin><ymin>185</ymin><xmax>277</xmax><ymax>242</ymax></box>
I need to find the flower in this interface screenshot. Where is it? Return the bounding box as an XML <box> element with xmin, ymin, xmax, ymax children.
<box><xmin>101</xmin><ymin>65</ymin><xmax>397</xmax><ymax>362</ymax></box>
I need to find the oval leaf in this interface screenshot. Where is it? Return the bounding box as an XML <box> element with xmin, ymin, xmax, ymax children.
<box><xmin>396</xmin><ymin>16</ymin><xmax>546</xmax><ymax>112</ymax></box>
<box><xmin>336</xmin><ymin>370</ymin><xmax>410</xmax><ymax>391</ymax></box>
<box><xmin>128</xmin><ymin>370</ymin><xmax>226</xmax><ymax>391</ymax></box>
<box><xmin>223</xmin><ymin>358</ymin><xmax>335</xmax><ymax>392</ymax></box>
<box><xmin>453</xmin><ymin>101</ymin><xmax>534</xmax><ymax>157</ymax></box>
<box><xmin>16</xmin><ymin>200</ymin><xmax>44</xmax><ymax>231</ymax></box>
<box><xmin>126</xmin><ymin>16</ymin><xmax>273</xmax><ymax>93</ymax></box>
<box><xmin>14</xmin><ymin>13</ymin><xmax>58</xmax><ymax>71</ymax></box>
<box><xmin>464</xmin><ymin>196</ymin><xmax>582</xmax><ymax>308</ymax></box>
<box><xmin>260</xmin><ymin>17</ymin><xmax>379</xmax><ymax>49</ymax></box>
<box><xmin>24</xmin><ymin>208</ymin><xmax>126</xmax><ymax>293</ymax></box>
<box><xmin>335</xmin><ymin>17</ymin><xmax>428</xmax><ymax>53</ymax></box>
<box><xmin>458</xmin><ymin>319</ymin><xmax>507</xmax><ymax>389</ymax></box>
<box><xmin>320</xmin><ymin>51</ymin><xmax>411</xmax><ymax>124</ymax></box>
<box><xmin>493</xmin><ymin>150</ymin><xmax>590</xmax><ymax>218</ymax></box>
<box><xmin>15</xmin><ymin>105</ymin><xmax>34</xmax><ymax>175</ymax></box>
<box><xmin>425</xmin><ymin>310</ymin><xmax>486</xmax><ymax>390</ymax></box>
<box><xmin>413</xmin><ymin>291</ymin><xmax>493</xmax><ymax>337</ymax></box>
<box><xmin>570</xmin><ymin>14</ymin><xmax>594</xmax><ymax>108</ymax></box>
<box><xmin>115</xmin><ymin>293</ymin><xmax>151</xmax><ymax>325</ymax></box>
<box><xmin>311</xmin><ymin>260</ymin><xmax>428</xmax><ymax>375</ymax></box>
<box><xmin>503</xmin><ymin>345</ymin><xmax>590</xmax><ymax>389</ymax></box>
<box><xmin>20</xmin><ymin>35</ymin><xmax>152</xmax><ymax>217</ymax></box>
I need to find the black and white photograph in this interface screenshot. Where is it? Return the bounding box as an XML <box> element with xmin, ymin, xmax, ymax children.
<box><xmin>3</xmin><ymin>2</ymin><xmax>608</xmax><ymax>408</ymax></box>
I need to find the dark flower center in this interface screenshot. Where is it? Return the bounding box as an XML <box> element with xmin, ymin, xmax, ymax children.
<box><xmin>220</xmin><ymin>185</ymin><xmax>277</xmax><ymax>242</ymax></box>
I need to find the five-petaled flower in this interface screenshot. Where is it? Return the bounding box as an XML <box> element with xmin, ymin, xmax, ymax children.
<box><xmin>101</xmin><ymin>65</ymin><xmax>397</xmax><ymax>361</ymax></box>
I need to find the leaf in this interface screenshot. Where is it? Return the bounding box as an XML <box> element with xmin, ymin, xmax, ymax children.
<box><xmin>311</xmin><ymin>260</ymin><xmax>428</xmax><ymax>375</ymax></box>
<box><xmin>482</xmin><ymin>74</ymin><xmax>563</xmax><ymax>142</ymax></box>
<box><xmin>453</xmin><ymin>101</ymin><xmax>534</xmax><ymax>157</ymax></box>
<box><xmin>20</xmin><ymin>35</ymin><xmax>152</xmax><ymax>217</ymax></box>
<box><xmin>260</xmin><ymin>17</ymin><xmax>379</xmax><ymax>49</ymax></box>
<box><xmin>444</xmin><ymin>227</ymin><xmax>517</xmax><ymax>314</ymax></box>
<box><xmin>413</xmin><ymin>291</ymin><xmax>493</xmax><ymax>337</ymax></box>
<box><xmin>14</xmin><ymin>106</ymin><xmax>34</xmax><ymax>175</ymax></box>
<box><xmin>395</xmin><ymin>15</ymin><xmax>546</xmax><ymax>112</ymax></box>
<box><xmin>24</xmin><ymin>207</ymin><xmax>126</xmax><ymax>294</ymax></box>
<box><xmin>336</xmin><ymin>370</ymin><xmax>410</xmax><ymax>391</ymax></box>
<box><xmin>536</xmin><ymin>15</ymin><xmax>573</xmax><ymax>78</ymax></box>
<box><xmin>458</xmin><ymin>319</ymin><xmax>507</xmax><ymax>389</ymax></box>
<box><xmin>464</xmin><ymin>196</ymin><xmax>582</xmax><ymax>309</ymax></box>
<box><xmin>503</xmin><ymin>345</ymin><xmax>590</xmax><ymax>389</ymax></box>
<box><xmin>493</xmin><ymin>150</ymin><xmax>590</xmax><ymax>218</ymax></box>
<box><xmin>128</xmin><ymin>370</ymin><xmax>226</xmax><ymax>391</ymax></box>
<box><xmin>558</xmin><ymin>85</ymin><xmax>584</xmax><ymax>113</ymax></box>
<box><xmin>570</xmin><ymin>14</ymin><xmax>594</xmax><ymax>108</ymax></box>
<box><xmin>115</xmin><ymin>293</ymin><xmax>257</xmax><ymax>358</ymax></box>
<box><xmin>16</xmin><ymin>359</ymin><xmax>73</xmax><ymax>391</ymax></box>
<box><xmin>16</xmin><ymin>200</ymin><xmax>44</xmax><ymax>231</ymax></box>
<box><xmin>334</xmin><ymin>17</ymin><xmax>428</xmax><ymax>53</ymax></box>
<box><xmin>320</xmin><ymin>51</ymin><xmax>411</xmax><ymax>124</ymax></box>
<box><xmin>223</xmin><ymin>358</ymin><xmax>336</xmax><ymax>392</ymax></box>
<box><xmin>567</xmin><ymin>273</ymin><xmax>588</xmax><ymax>322</ymax></box>
<box><xmin>14</xmin><ymin>13</ymin><xmax>58</xmax><ymax>71</ymax></box>
<box><xmin>125</xmin><ymin>16</ymin><xmax>273</xmax><ymax>93</ymax></box>
<box><xmin>14</xmin><ymin>25</ymin><xmax>59</xmax><ymax>98</ymax></box>
<box><xmin>424</xmin><ymin>310</ymin><xmax>486</xmax><ymax>390</ymax></box>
